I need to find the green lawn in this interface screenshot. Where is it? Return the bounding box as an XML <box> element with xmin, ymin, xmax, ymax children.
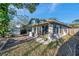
<box><xmin>0</xmin><ymin>35</ymin><xmax>71</xmax><ymax>56</ymax></box>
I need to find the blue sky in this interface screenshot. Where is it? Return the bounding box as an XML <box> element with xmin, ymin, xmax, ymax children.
<box><xmin>12</xmin><ymin>3</ymin><xmax>79</xmax><ymax>24</ymax></box>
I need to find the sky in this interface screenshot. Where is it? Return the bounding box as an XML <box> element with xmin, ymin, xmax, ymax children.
<box><xmin>10</xmin><ymin>3</ymin><xmax>79</xmax><ymax>24</ymax></box>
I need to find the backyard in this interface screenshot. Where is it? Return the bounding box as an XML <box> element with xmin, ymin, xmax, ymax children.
<box><xmin>0</xmin><ymin>35</ymin><xmax>71</xmax><ymax>56</ymax></box>
<box><xmin>0</xmin><ymin>3</ymin><xmax>79</xmax><ymax>56</ymax></box>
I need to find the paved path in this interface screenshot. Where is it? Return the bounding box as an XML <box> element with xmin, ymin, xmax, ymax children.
<box><xmin>56</xmin><ymin>32</ymin><xmax>79</xmax><ymax>56</ymax></box>
<box><xmin>0</xmin><ymin>36</ymin><xmax>36</xmax><ymax>51</ymax></box>
<box><xmin>36</xmin><ymin>37</ymin><xmax>52</xmax><ymax>45</ymax></box>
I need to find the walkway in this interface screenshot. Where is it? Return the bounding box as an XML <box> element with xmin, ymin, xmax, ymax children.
<box><xmin>0</xmin><ymin>36</ymin><xmax>36</xmax><ymax>51</ymax></box>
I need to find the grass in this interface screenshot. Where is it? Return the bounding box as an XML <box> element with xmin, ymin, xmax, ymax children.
<box><xmin>40</xmin><ymin>34</ymin><xmax>48</xmax><ymax>41</ymax></box>
<box><xmin>0</xmin><ymin>35</ymin><xmax>71</xmax><ymax>56</ymax></box>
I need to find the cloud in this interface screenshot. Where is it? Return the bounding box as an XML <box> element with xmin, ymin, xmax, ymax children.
<box><xmin>49</xmin><ymin>3</ymin><xmax>59</xmax><ymax>13</ymax></box>
<box><xmin>16</xmin><ymin>3</ymin><xmax>59</xmax><ymax>18</ymax></box>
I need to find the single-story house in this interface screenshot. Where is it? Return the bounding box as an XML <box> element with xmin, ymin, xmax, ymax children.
<box><xmin>29</xmin><ymin>18</ymin><xmax>70</xmax><ymax>39</ymax></box>
<box><xmin>9</xmin><ymin>18</ymin><xmax>79</xmax><ymax>40</ymax></box>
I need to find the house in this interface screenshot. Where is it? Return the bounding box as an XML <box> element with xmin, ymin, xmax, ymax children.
<box><xmin>9</xmin><ymin>18</ymin><xmax>79</xmax><ymax>40</ymax></box>
<box><xmin>29</xmin><ymin>18</ymin><xmax>71</xmax><ymax>40</ymax></box>
<box><xmin>68</xmin><ymin>27</ymin><xmax>79</xmax><ymax>36</ymax></box>
<box><xmin>68</xmin><ymin>23</ymin><xmax>79</xmax><ymax>35</ymax></box>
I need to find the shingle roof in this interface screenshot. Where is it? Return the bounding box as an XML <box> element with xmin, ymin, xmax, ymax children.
<box><xmin>32</xmin><ymin>19</ymin><xmax>70</xmax><ymax>28</ymax></box>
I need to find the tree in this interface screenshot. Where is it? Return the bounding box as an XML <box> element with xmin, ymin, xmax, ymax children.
<box><xmin>17</xmin><ymin>15</ymin><xmax>29</xmax><ymax>34</ymax></box>
<box><xmin>72</xmin><ymin>19</ymin><xmax>79</xmax><ymax>24</ymax></box>
<box><xmin>0</xmin><ymin>4</ymin><xmax>9</xmax><ymax>37</ymax></box>
<box><xmin>69</xmin><ymin>19</ymin><xmax>79</xmax><ymax>27</ymax></box>
<box><xmin>17</xmin><ymin>15</ymin><xmax>29</xmax><ymax>25</ymax></box>
<box><xmin>0</xmin><ymin>3</ymin><xmax>39</xmax><ymax>37</ymax></box>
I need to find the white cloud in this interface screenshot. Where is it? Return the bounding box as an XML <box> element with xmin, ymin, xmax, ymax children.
<box><xmin>49</xmin><ymin>3</ymin><xmax>59</xmax><ymax>13</ymax></box>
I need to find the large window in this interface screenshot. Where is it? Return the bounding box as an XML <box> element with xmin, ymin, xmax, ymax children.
<box><xmin>56</xmin><ymin>25</ymin><xmax>59</xmax><ymax>34</ymax></box>
<box><xmin>53</xmin><ymin>24</ymin><xmax>55</xmax><ymax>34</ymax></box>
<box><xmin>53</xmin><ymin>24</ymin><xmax>59</xmax><ymax>34</ymax></box>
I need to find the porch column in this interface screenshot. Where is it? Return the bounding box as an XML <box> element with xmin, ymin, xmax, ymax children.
<box><xmin>32</xmin><ymin>27</ymin><xmax>34</xmax><ymax>37</ymax></box>
<box><xmin>48</xmin><ymin>24</ymin><xmax>53</xmax><ymax>41</ymax></box>
<box><xmin>32</xmin><ymin>27</ymin><xmax>34</xmax><ymax>33</ymax></box>
<box><xmin>41</xmin><ymin>26</ymin><xmax>42</xmax><ymax>35</ymax></box>
<box><xmin>58</xmin><ymin>25</ymin><xmax>60</xmax><ymax>35</ymax></box>
<box><xmin>44</xmin><ymin>26</ymin><xmax>45</xmax><ymax>34</ymax></box>
<box><xmin>62</xmin><ymin>26</ymin><xmax>64</xmax><ymax>36</ymax></box>
<box><xmin>63</xmin><ymin>26</ymin><xmax>66</xmax><ymax>36</ymax></box>
<box><xmin>64</xmin><ymin>27</ymin><xmax>67</xmax><ymax>35</ymax></box>
<box><xmin>58</xmin><ymin>25</ymin><xmax>61</xmax><ymax>37</ymax></box>
<box><xmin>35</xmin><ymin>27</ymin><xmax>38</xmax><ymax>37</ymax></box>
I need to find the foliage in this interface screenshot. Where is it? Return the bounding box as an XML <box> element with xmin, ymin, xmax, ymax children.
<box><xmin>72</xmin><ymin>19</ymin><xmax>79</xmax><ymax>23</ymax></box>
<box><xmin>69</xmin><ymin>19</ymin><xmax>79</xmax><ymax>27</ymax></box>
<box><xmin>72</xmin><ymin>19</ymin><xmax>79</xmax><ymax>25</ymax></box>
<box><xmin>0</xmin><ymin>4</ymin><xmax>9</xmax><ymax>37</ymax></box>
<box><xmin>13</xmin><ymin>3</ymin><xmax>39</xmax><ymax>13</ymax></box>
<box><xmin>17</xmin><ymin>15</ymin><xmax>29</xmax><ymax>25</ymax></box>
<box><xmin>0</xmin><ymin>3</ymin><xmax>39</xmax><ymax>37</ymax></box>
<box><xmin>69</xmin><ymin>24</ymin><xmax>79</xmax><ymax>27</ymax></box>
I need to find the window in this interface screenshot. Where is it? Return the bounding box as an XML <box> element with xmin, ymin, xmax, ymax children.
<box><xmin>32</xmin><ymin>20</ymin><xmax>36</xmax><ymax>24</ymax></box>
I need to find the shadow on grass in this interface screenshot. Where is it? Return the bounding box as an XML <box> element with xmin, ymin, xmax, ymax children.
<box><xmin>1</xmin><ymin>31</ymin><xmax>79</xmax><ymax>56</ymax></box>
<box><xmin>0</xmin><ymin>37</ymin><xmax>36</xmax><ymax>51</ymax></box>
<box><xmin>0</xmin><ymin>45</ymin><xmax>19</xmax><ymax>56</ymax></box>
<box><xmin>56</xmin><ymin>31</ymin><xmax>79</xmax><ymax>56</ymax></box>
<box><xmin>0</xmin><ymin>38</ymin><xmax>38</xmax><ymax>55</ymax></box>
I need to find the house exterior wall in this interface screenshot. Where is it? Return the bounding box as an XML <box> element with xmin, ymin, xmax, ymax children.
<box><xmin>68</xmin><ymin>27</ymin><xmax>79</xmax><ymax>36</ymax></box>
<box><xmin>31</xmin><ymin>22</ymin><xmax>70</xmax><ymax>40</ymax></box>
<box><xmin>28</xmin><ymin>19</ymin><xmax>74</xmax><ymax>39</ymax></box>
<box><xmin>47</xmin><ymin>23</ymin><xmax>69</xmax><ymax>40</ymax></box>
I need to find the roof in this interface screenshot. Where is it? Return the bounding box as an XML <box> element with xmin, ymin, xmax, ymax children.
<box><xmin>32</xmin><ymin>19</ymin><xmax>70</xmax><ymax>28</ymax></box>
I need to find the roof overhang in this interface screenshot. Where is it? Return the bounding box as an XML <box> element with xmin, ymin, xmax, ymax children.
<box><xmin>32</xmin><ymin>19</ymin><xmax>70</xmax><ymax>28</ymax></box>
